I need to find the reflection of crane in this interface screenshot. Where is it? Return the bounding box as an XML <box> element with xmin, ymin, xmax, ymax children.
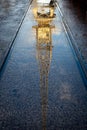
<box><xmin>38</xmin><ymin>46</ymin><xmax>51</xmax><ymax>130</ymax></box>
<box><xmin>33</xmin><ymin>24</ymin><xmax>54</xmax><ymax>130</ymax></box>
<box><xmin>34</xmin><ymin>24</ymin><xmax>54</xmax><ymax>130</ymax></box>
<box><xmin>32</xmin><ymin>1</ymin><xmax>56</xmax><ymax>129</ymax></box>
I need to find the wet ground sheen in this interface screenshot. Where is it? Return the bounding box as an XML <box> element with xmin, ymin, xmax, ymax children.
<box><xmin>0</xmin><ymin>0</ymin><xmax>29</xmax><ymax>64</ymax></box>
<box><xmin>0</xmin><ymin>0</ymin><xmax>87</xmax><ymax>130</ymax></box>
<box><xmin>58</xmin><ymin>0</ymin><xmax>87</xmax><ymax>73</ymax></box>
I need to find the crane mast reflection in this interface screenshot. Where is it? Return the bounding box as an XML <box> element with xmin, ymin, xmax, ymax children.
<box><xmin>32</xmin><ymin>1</ymin><xmax>56</xmax><ymax>129</ymax></box>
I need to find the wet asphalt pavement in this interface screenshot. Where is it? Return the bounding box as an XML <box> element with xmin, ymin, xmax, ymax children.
<box><xmin>0</xmin><ymin>0</ymin><xmax>87</xmax><ymax>129</ymax></box>
<box><xmin>57</xmin><ymin>0</ymin><xmax>87</xmax><ymax>75</ymax></box>
<box><xmin>0</xmin><ymin>0</ymin><xmax>30</xmax><ymax>68</ymax></box>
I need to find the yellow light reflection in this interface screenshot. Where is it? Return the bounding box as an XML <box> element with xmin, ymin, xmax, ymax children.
<box><xmin>32</xmin><ymin>1</ymin><xmax>56</xmax><ymax>130</ymax></box>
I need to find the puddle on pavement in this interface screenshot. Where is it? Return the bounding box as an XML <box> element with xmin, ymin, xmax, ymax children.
<box><xmin>32</xmin><ymin>1</ymin><xmax>56</xmax><ymax>129</ymax></box>
<box><xmin>0</xmin><ymin>0</ymin><xmax>87</xmax><ymax>130</ymax></box>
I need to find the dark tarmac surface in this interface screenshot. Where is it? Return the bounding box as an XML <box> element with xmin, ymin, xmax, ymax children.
<box><xmin>58</xmin><ymin>0</ymin><xmax>87</xmax><ymax>75</ymax></box>
<box><xmin>0</xmin><ymin>0</ymin><xmax>30</xmax><ymax>68</ymax></box>
<box><xmin>0</xmin><ymin>0</ymin><xmax>87</xmax><ymax>129</ymax></box>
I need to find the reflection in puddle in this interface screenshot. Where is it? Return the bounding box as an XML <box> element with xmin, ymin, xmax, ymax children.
<box><xmin>32</xmin><ymin>1</ymin><xmax>56</xmax><ymax>129</ymax></box>
<box><xmin>33</xmin><ymin>0</ymin><xmax>56</xmax><ymax>25</ymax></box>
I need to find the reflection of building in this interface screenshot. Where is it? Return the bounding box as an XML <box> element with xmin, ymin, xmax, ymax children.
<box><xmin>32</xmin><ymin>1</ymin><xmax>56</xmax><ymax>129</ymax></box>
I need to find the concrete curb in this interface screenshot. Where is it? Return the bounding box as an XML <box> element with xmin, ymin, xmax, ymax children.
<box><xmin>0</xmin><ymin>0</ymin><xmax>33</xmax><ymax>72</ymax></box>
<box><xmin>56</xmin><ymin>2</ymin><xmax>87</xmax><ymax>85</ymax></box>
